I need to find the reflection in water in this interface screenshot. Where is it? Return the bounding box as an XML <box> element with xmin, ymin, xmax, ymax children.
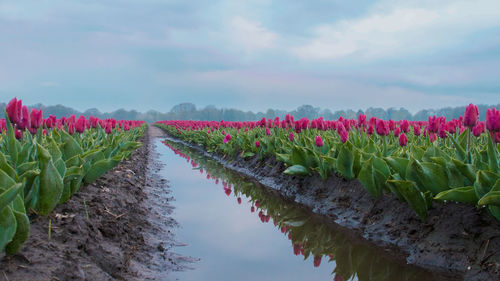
<box><xmin>162</xmin><ymin>139</ymin><xmax>457</xmax><ymax>281</ymax></box>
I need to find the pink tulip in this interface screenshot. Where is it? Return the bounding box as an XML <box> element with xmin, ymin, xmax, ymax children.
<box><xmin>14</xmin><ymin>127</ymin><xmax>22</xmax><ymax>139</ymax></box>
<box><xmin>289</xmin><ymin>132</ymin><xmax>294</xmax><ymax>142</ymax></box>
<box><xmin>5</xmin><ymin>98</ymin><xmax>22</xmax><ymax>125</ymax></box>
<box><xmin>400</xmin><ymin>120</ymin><xmax>409</xmax><ymax>133</ymax></box>
<box><xmin>399</xmin><ymin>133</ymin><xmax>407</xmax><ymax>147</ymax></box>
<box><xmin>75</xmin><ymin>115</ymin><xmax>86</xmax><ymax>133</ymax></box>
<box><xmin>223</xmin><ymin>133</ymin><xmax>232</xmax><ymax>143</ymax></box>
<box><xmin>266</xmin><ymin>127</ymin><xmax>271</xmax><ymax>136</ymax></box>
<box><xmin>68</xmin><ymin>123</ymin><xmax>75</xmax><ymax>135</ymax></box>
<box><xmin>464</xmin><ymin>103</ymin><xmax>479</xmax><ymax>128</ymax></box>
<box><xmin>376</xmin><ymin>119</ymin><xmax>389</xmax><ymax>136</ymax></box>
<box><xmin>414</xmin><ymin>125</ymin><xmax>421</xmax><ymax>136</ymax></box>
<box><xmin>255</xmin><ymin>140</ymin><xmax>260</xmax><ymax>148</ymax></box>
<box><xmin>313</xmin><ymin>256</ymin><xmax>322</xmax><ymax>267</ymax></box>
<box><xmin>30</xmin><ymin>109</ymin><xmax>43</xmax><ymax>129</ymax></box>
<box><xmin>250</xmin><ymin>206</ymin><xmax>255</xmax><ymax>213</ymax></box>
<box><xmin>315</xmin><ymin>135</ymin><xmax>323</xmax><ymax>147</ymax></box>
<box><xmin>237</xmin><ymin>197</ymin><xmax>242</xmax><ymax>204</ymax></box>
<box><xmin>394</xmin><ymin>127</ymin><xmax>401</xmax><ymax>137</ymax></box>
<box><xmin>473</xmin><ymin>122</ymin><xmax>485</xmax><ymax>137</ymax></box>
<box><xmin>340</xmin><ymin>130</ymin><xmax>349</xmax><ymax>143</ymax></box>
<box><xmin>486</xmin><ymin>108</ymin><xmax>500</xmax><ymax>132</ymax></box>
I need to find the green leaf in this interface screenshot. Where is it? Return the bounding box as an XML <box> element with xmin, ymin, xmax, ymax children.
<box><xmin>0</xmin><ymin>206</ymin><xmax>17</xmax><ymax>252</ymax></box>
<box><xmin>358</xmin><ymin>158</ymin><xmax>383</xmax><ymax>198</ymax></box>
<box><xmin>59</xmin><ymin>130</ymin><xmax>83</xmax><ymax>161</ymax></box>
<box><xmin>434</xmin><ymin>186</ymin><xmax>477</xmax><ymax>204</ymax></box>
<box><xmin>83</xmin><ymin>155</ymin><xmax>123</xmax><ymax>183</ymax></box>
<box><xmin>0</xmin><ymin>183</ymin><xmax>23</xmax><ymax>212</ymax></box>
<box><xmin>242</xmin><ymin>151</ymin><xmax>255</xmax><ymax>158</ymax></box>
<box><xmin>384</xmin><ymin>157</ymin><xmax>409</xmax><ymax>179</ymax></box>
<box><xmin>37</xmin><ymin>144</ymin><xmax>64</xmax><ymax>215</ymax></box>
<box><xmin>386</xmin><ymin>180</ymin><xmax>428</xmax><ymax>220</ymax></box>
<box><xmin>487</xmin><ymin>134</ymin><xmax>499</xmax><ymax>174</ymax></box>
<box><xmin>452</xmin><ymin>159</ymin><xmax>476</xmax><ymax>184</ymax></box>
<box><xmin>5</xmin><ymin>209</ymin><xmax>30</xmax><ymax>254</ymax></box>
<box><xmin>283</xmin><ymin>165</ymin><xmax>310</xmax><ymax>176</ymax></box>
<box><xmin>474</xmin><ymin>170</ymin><xmax>499</xmax><ymax>199</ymax></box>
<box><xmin>478</xmin><ymin>191</ymin><xmax>500</xmax><ymax>206</ymax></box>
<box><xmin>406</xmin><ymin>157</ymin><xmax>448</xmax><ymax>194</ymax></box>
<box><xmin>337</xmin><ymin>144</ymin><xmax>354</xmax><ymax>180</ymax></box>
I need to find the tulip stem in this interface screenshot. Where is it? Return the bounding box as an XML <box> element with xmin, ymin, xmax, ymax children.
<box><xmin>467</xmin><ymin>129</ymin><xmax>471</xmax><ymax>164</ymax></box>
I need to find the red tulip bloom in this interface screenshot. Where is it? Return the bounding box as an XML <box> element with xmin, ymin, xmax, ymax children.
<box><xmin>5</xmin><ymin>97</ymin><xmax>22</xmax><ymax>125</ymax></box>
<box><xmin>75</xmin><ymin>115</ymin><xmax>86</xmax><ymax>133</ymax></box>
<box><xmin>400</xmin><ymin>120</ymin><xmax>410</xmax><ymax>133</ymax></box>
<box><xmin>313</xmin><ymin>256</ymin><xmax>322</xmax><ymax>267</ymax></box>
<box><xmin>237</xmin><ymin>197</ymin><xmax>242</xmax><ymax>204</ymax></box>
<box><xmin>464</xmin><ymin>103</ymin><xmax>479</xmax><ymax>128</ymax></box>
<box><xmin>340</xmin><ymin>130</ymin><xmax>349</xmax><ymax>143</ymax></box>
<box><xmin>289</xmin><ymin>132</ymin><xmax>294</xmax><ymax>142</ymax></box>
<box><xmin>266</xmin><ymin>127</ymin><xmax>271</xmax><ymax>136</ymax></box>
<box><xmin>376</xmin><ymin>119</ymin><xmax>389</xmax><ymax>136</ymax></box>
<box><xmin>315</xmin><ymin>135</ymin><xmax>323</xmax><ymax>147</ymax></box>
<box><xmin>413</xmin><ymin>125</ymin><xmax>421</xmax><ymax>136</ymax></box>
<box><xmin>473</xmin><ymin>122</ymin><xmax>485</xmax><ymax>137</ymax></box>
<box><xmin>399</xmin><ymin>133</ymin><xmax>407</xmax><ymax>147</ymax></box>
<box><xmin>68</xmin><ymin>123</ymin><xmax>75</xmax><ymax>135</ymax></box>
<box><xmin>486</xmin><ymin>108</ymin><xmax>500</xmax><ymax>132</ymax></box>
<box><xmin>14</xmin><ymin>127</ymin><xmax>22</xmax><ymax>140</ymax></box>
<box><xmin>224</xmin><ymin>188</ymin><xmax>231</xmax><ymax>196</ymax></box>
<box><xmin>255</xmin><ymin>140</ymin><xmax>260</xmax><ymax>148</ymax></box>
<box><xmin>18</xmin><ymin>105</ymin><xmax>30</xmax><ymax>130</ymax></box>
<box><xmin>30</xmin><ymin>109</ymin><xmax>43</xmax><ymax>129</ymax></box>
<box><xmin>394</xmin><ymin>127</ymin><xmax>401</xmax><ymax>137</ymax></box>
<box><xmin>357</xmin><ymin>113</ymin><xmax>367</xmax><ymax>127</ymax></box>
<box><xmin>223</xmin><ymin>133</ymin><xmax>232</xmax><ymax>143</ymax></box>
<box><xmin>438</xmin><ymin>123</ymin><xmax>447</xmax><ymax>139</ymax></box>
<box><xmin>293</xmin><ymin>244</ymin><xmax>301</xmax><ymax>256</ymax></box>
<box><xmin>250</xmin><ymin>206</ymin><xmax>255</xmax><ymax>213</ymax></box>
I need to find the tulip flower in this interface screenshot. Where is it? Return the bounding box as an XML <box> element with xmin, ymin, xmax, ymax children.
<box><xmin>224</xmin><ymin>188</ymin><xmax>231</xmax><ymax>196</ymax></box>
<box><xmin>5</xmin><ymin>97</ymin><xmax>22</xmax><ymax>125</ymax></box>
<box><xmin>400</xmin><ymin>120</ymin><xmax>410</xmax><ymax>133</ymax></box>
<box><xmin>293</xmin><ymin>244</ymin><xmax>301</xmax><ymax>256</ymax></box>
<box><xmin>413</xmin><ymin>125</ymin><xmax>421</xmax><ymax>136</ymax></box>
<box><xmin>486</xmin><ymin>108</ymin><xmax>500</xmax><ymax>132</ymax></box>
<box><xmin>68</xmin><ymin>123</ymin><xmax>75</xmax><ymax>135</ymax></box>
<box><xmin>18</xmin><ymin>106</ymin><xmax>30</xmax><ymax>130</ymax></box>
<box><xmin>255</xmin><ymin>140</ymin><xmax>260</xmax><ymax>148</ymax></box>
<box><xmin>315</xmin><ymin>135</ymin><xmax>323</xmax><ymax>147</ymax></box>
<box><xmin>313</xmin><ymin>256</ymin><xmax>322</xmax><ymax>267</ymax></box>
<box><xmin>250</xmin><ymin>206</ymin><xmax>255</xmax><ymax>213</ymax></box>
<box><xmin>266</xmin><ymin>127</ymin><xmax>271</xmax><ymax>136</ymax></box>
<box><xmin>464</xmin><ymin>103</ymin><xmax>479</xmax><ymax>128</ymax></box>
<box><xmin>237</xmin><ymin>197</ymin><xmax>242</xmax><ymax>204</ymax></box>
<box><xmin>75</xmin><ymin>115</ymin><xmax>86</xmax><ymax>133</ymax></box>
<box><xmin>473</xmin><ymin>122</ymin><xmax>485</xmax><ymax>137</ymax></box>
<box><xmin>30</xmin><ymin>109</ymin><xmax>43</xmax><ymax>129</ymax></box>
<box><xmin>14</xmin><ymin>127</ymin><xmax>22</xmax><ymax>140</ymax></box>
<box><xmin>376</xmin><ymin>119</ymin><xmax>389</xmax><ymax>136</ymax></box>
<box><xmin>340</xmin><ymin>130</ymin><xmax>349</xmax><ymax>143</ymax></box>
<box><xmin>223</xmin><ymin>133</ymin><xmax>232</xmax><ymax>143</ymax></box>
<box><xmin>394</xmin><ymin>127</ymin><xmax>401</xmax><ymax>137</ymax></box>
<box><xmin>438</xmin><ymin>123</ymin><xmax>447</xmax><ymax>139</ymax></box>
<box><xmin>399</xmin><ymin>133</ymin><xmax>407</xmax><ymax>147</ymax></box>
<box><xmin>289</xmin><ymin>132</ymin><xmax>294</xmax><ymax>142</ymax></box>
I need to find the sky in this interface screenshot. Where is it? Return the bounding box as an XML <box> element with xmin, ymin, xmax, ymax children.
<box><xmin>1</xmin><ymin>0</ymin><xmax>500</xmax><ymax>113</ymax></box>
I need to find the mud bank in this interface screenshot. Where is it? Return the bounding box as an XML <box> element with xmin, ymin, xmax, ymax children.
<box><xmin>161</xmin><ymin>132</ymin><xmax>500</xmax><ymax>281</ymax></box>
<box><xmin>0</xmin><ymin>126</ymin><xmax>185</xmax><ymax>281</ymax></box>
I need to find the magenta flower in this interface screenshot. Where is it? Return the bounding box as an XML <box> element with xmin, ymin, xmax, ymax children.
<box><xmin>438</xmin><ymin>123</ymin><xmax>447</xmax><ymax>139</ymax></box>
<box><xmin>400</xmin><ymin>120</ymin><xmax>410</xmax><ymax>133</ymax></box>
<box><xmin>464</xmin><ymin>103</ymin><xmax>479</xmax><ymax>128</ymax></box>
<box><xmin>266</xmin><ymin>127</ymin><xmax>271</xmax><ymax>136</ymax></box>
<box><xmin>255</xmin><ymin>140</ymin><xmax>260</xmax><ymax>148</ymax></box>
<box><xmin>289</xmin><ymin>132</ymin><xmax>294</xmax><ymax>142</ymax></box>
<box><xmin>414</xmin><ymin>125</ymin><xmax>421</xmax><ymax>136</ymax></box>
<box><xmin>75</xmin><ymin>115</ymin><xmax>86</xmax><ymax>133</ymax></box>
<box><xmin>340</xmin><ymin>130</ymin><xmax>349</xmax><ymax>143</ymax></box>
<box><xmin>399</xmin><ymin>133</ymin><xmax>408</xmax><ymax>147</ymax></box>
<box><xmin>223</xmin><ymin>133</ymin><xmax>232</xmax><ymax>143</ymax></box>
<box><xmin>30</xmin><ymin>109</ymin><xmax>43</xmax><ymax>129</ymax></box>
<box><xmin>473</xmin><ymin>122</ymin><xmax>485</xmax><ymax>137</ymax></box>
<box><xmin>376</xmin><ymin>119</ymin><xmax>390</xmax><ymax>136</ymax></box>
<box><xmin>486</xmin><ymin>108</ymin><xmax>500</xmax><ymax>132</ymax></box>
<box><xmin>5</xmin><ymin>97</ymin><xmax>22</xmax><ymax>125</ymax></box>
<box><xmin>315</xmin><ymin>135</ymin><xmax>323</xmax><ymax>147</ymax></box>
<box><xmin>313</xmin><ymin>256</ymin><xmax>322</xmax><ymax>267</ymax></box>
<box><xmin>237</xmin><ymin>197</ymin><xmax>242</xmax><ymax>204</ymax></box>
<box><xmin>18</xmin><ymin>105</ymin><xmax>30</xmax><ymax>130</ymax></box>
<box><xmin>394</xmin><ymin>127</ymin><xmax>401</xmax><ymax>137</ymax></box>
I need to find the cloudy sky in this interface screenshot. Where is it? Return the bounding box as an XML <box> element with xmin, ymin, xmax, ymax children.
<box><xmin>1</xmin><ymin>0</ymin><xmax>499</xmax><ymax>113</ymax></box>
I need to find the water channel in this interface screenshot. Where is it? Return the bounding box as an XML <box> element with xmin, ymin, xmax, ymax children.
<box><xmin>156</xmin><ymin>138</ymin><xmax>456</xmax><ymax>281</ymax></box>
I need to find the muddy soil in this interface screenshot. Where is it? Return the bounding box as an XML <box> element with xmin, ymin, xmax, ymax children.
<box><xmin>0</xmin><ymin>125</ymin><xmax>188</xmax><ymax>281</ymax></box>
<box><xmin>161</xmin><ymin>132</ymin><xmax>500</xmax><ymax>281</ymax></box>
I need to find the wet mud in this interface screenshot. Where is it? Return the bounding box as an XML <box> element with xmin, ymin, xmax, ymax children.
<box><xmin>0</xmin><ymin>126</ymin><xmax>190</xmax><ymax>281</ymax></box>
<box><xmin>161</xmin><ymin>132</ymin><xmax>500</xmax><ymax>281</ymax></box>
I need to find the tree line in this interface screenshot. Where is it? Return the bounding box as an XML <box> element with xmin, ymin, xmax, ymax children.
<box><xmin>0</xmin><ymin>102</ymin><xmax>497</xmax><ymax>123</ymax></box>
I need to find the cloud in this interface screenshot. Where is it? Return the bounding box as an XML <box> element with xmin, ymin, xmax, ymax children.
<box><xmin>228</xmin><ymin>16</ymin><xmax>277</xmax><ymax>51</ymax></box>
<box><xmin>291</xmin><ymin>0</ymin><xmax>500</xmax><ymax>60</ymax></box>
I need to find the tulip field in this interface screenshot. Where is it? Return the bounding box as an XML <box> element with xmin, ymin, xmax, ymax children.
<box><xmin>155</xmin><ymin>104</ymin><xmax>500</xmax><ymax>222</ymax></box>
<box><xmin>0</xmin><ymin>98</ymin><xmax>145</xmax><ymax>255</ymax></box>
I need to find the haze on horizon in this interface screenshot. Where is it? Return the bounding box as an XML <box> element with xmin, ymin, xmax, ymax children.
<box><xmin>1</xmin><ymin>0</ymin><xmax>499</xmax><ymax>113</ymax></box>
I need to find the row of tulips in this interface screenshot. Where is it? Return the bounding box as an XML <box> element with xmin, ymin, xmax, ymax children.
<box><xmin>162</xmin><ymin>139</ymin><xmax>432</xmax><ymax>281</ymax></box>
<box><xmin>0</xmin><ymin>98</ymin><xmax>145</xmax><ymax>254</ymax></box>
<box><xmin>155</xmin><ymin>104</ymin><xmax>500</xmax><ymax>221</ymax></box>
